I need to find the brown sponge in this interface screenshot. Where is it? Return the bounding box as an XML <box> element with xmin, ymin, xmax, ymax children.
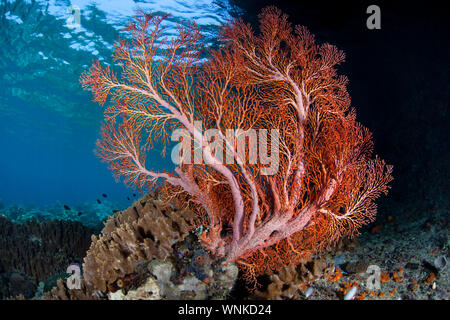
<box><xmin>83</xmin><ymin>192</ymin><xmax>195</xmax><ymax>292</ymax></box>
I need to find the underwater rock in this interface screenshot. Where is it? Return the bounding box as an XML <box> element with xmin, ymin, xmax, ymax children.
<box><xmin>146</xmin><ymin>257</ymin><xmax>238</xmax><ymax>300</ymax></box>
<box><xmin>344</xmin><ymin>260</ymin><xmax>370</xmax><ymax>274</ymax></box>
<box><xmin>253</xmin><ymin>258</ymin><xmax>334</xmax><ymax>300</ymax></box>
<box><xmin>0</xmin><ymin>272</ymin><xmax>36</xmax><ymax>299</ymax></box>
<box><xmin>108</xmin><ymin>276</ymin><xmax>160</xmax><ymax>300</ymax></box>
<box><xmin>405</xmin><ymin>262</ymin><xmax>420</xmax><ymax>270</ymax></box>
<box><xmin>107</xmin><ymin>257</ymin><xmax>239</xmax><ymax>300</ymax></box>
<box><xmin>422</xmin><ymin>260</ymin><xmax>440</xmax><ymax>274</ymax></box>
<box><xmin>8</xmin><ymin>273</ymin><xmax>36</xmax><ymax>299</ymax></box>
<box><xmin>103</xmin><ymin>232</ymin><xmax>239</xmax><ymax>300</ymax></box>
<box><xmin>433</xmin><ymin>256</ymin><xmax>447</xmax><ymax>270</ymax></box>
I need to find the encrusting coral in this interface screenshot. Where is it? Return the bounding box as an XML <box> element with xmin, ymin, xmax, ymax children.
<box><xmin>82</xmin><ymin>191</ymin><xmax>196</xmax><ymax>292</ymax></box>
<box><xmin>81</xmin><ymin>6</ymin><xmax>393</xmax><ymax>283</ymax></box>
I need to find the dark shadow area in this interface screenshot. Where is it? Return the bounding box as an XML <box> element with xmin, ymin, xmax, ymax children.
<box><xmin>229</xmin><ymin>0</ymin><xmax>450</xmax><ymax>219</ymax></box>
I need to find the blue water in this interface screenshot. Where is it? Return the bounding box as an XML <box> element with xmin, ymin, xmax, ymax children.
<box><xmin>0</xmin><ymin>0</ymin><xmax>236</xmax><ymax>213</ymax></box>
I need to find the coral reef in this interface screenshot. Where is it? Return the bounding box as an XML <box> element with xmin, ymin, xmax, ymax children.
<box><xmin>82</xmin><ymin>192</ymin><xmax>196</xmax><ymax>292</ymax></box>
<box><xmin>108</xmin><ymin>276</ymin><xmax>160</xmax><ymax>300</ymax></box>
<box><xmin>3</xmin><ymin>192</ymin><xmax>238</xmax><ymax>300</ymax></box>
<box><xmin>80</xmin><ymin>192</ymin><xmax>238</xmax><ymax>299</ymax></box>
<box><xmin>81</xmin><ymin>7</ymin><xmax>392</xmax><ymax>282</ymax></box>
<box><xmin>0</xmin><ymin>272</ymin><xmax>36</xmax><ymax>300</ymax></box>
<box><xmin>0</xmin><ymin>200</ymin><xmax>122</xmax><ymax>229</ymax></box>
<box><xmin>249</xmin><ymin>207</ymin><xmax>449</xmax><ymax>300</ymax></box>
<box><xmin>41</xmin><ymin>278</ymin><xmax>102</xmax><ymax>300</ymax></box>
<box><xmin>143</xmin><ymin>258</ymin><xmax>238</xmax><ymax>300</ymax></box>
<box><xmin>144</xmin><ymin>233</ymin><xmax>239</xmax><ymax>300</ymax></box>
<box><xmin>0</xmin><ymin>215</ymin><xmax>95</xmax><ymax>298</ymax></box>
<box><xmin>104</xmin><ymin>232</ymin><xmax>239</xmax><ymax>300</ymax></box>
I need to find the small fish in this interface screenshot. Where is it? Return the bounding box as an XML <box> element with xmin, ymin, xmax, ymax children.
<box><xmin>102</xmin><ymin>193</ymin><xmax>107</xmax><ymax>198</ymax></box>
<box><xmin>97</xmin><ymin>199</ymin><xmax>101</xmax><ymax>204</ymax></box>
<box><xmin>63</xmin><ymin>205</ymin><xmax>70</xmax><ymax>210</ymax></box>
<box><xmin>77</xmin><ymin>212</ymin><xmax>83</xmax><ymax>216</ymax></box>
<box><xmin>127</xmin><ymin>197</ymin><xmax>130</xmax><ymax>201</ymax></box>
<box><xmin>133</xmin><ymin>193</ymin><xmax>136</xmax><ymax>197</ymax></box>
<box><xmin>112</xmin><ymin>210</ymin><xmax>119</xmax><ymax>214</ymax></box>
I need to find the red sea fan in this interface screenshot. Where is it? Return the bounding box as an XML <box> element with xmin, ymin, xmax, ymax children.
<box><xmin>81</xmin><ymin>7</ymin><xmax>393</xmax><ymax>282</ymax></box>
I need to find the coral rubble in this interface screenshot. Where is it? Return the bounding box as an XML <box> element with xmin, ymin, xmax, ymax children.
<box><xmin>253</xmin><ymin>258</ymin><xmax>335</xmax><ymax>300</ymax></box>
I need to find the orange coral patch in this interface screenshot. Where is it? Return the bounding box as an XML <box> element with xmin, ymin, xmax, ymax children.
<box><xmin>380</xmin><ymin>270</ymin><xmax>391</xmax><ymax>283</ymax></box>
<box><xmin>425</xmin><ymin>273</ymin><xmax>435</xmax><ymax>283</ymax></box>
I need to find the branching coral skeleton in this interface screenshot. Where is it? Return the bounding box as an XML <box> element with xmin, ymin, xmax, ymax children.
<box><xmin>81</xmin><ymin>7</ymin><xmax>393</xmax><ymax>281</ymax></box>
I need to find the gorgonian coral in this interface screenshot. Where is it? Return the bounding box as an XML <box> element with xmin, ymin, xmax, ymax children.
<box><xmin>81</xmin><ymin>7</ymin><xmax>392</xmax><ymax>282</ymax></box>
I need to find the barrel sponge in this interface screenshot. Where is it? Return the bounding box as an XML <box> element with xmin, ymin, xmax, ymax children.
<box><xmin>83</xmin><ymin>192</ymin><xmax>196</xmax><ymax>292</ymax></box>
